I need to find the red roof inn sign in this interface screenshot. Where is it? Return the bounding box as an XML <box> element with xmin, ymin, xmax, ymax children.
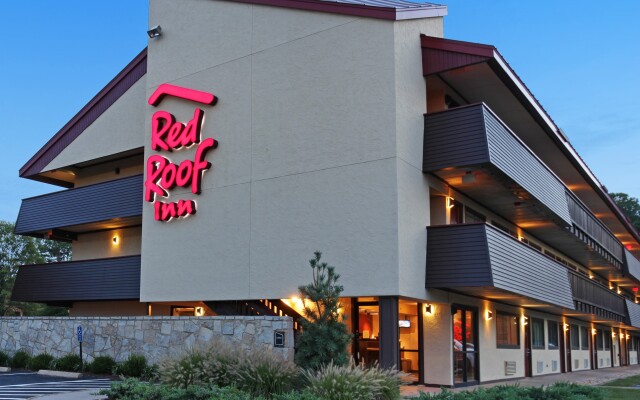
<box><xmin>144</xmin><ymin>84</ymin><xmax>219</xmax><ymax>222</ymax></box>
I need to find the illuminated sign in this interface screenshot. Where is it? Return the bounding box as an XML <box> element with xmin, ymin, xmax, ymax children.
<box><xmin>145</xmin><ymin>84</ymin><xmax>218</xmax><ymax>221</ymax></box>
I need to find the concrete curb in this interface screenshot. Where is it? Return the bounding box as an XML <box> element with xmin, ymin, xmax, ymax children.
<box><xmin>37</xmin><ymin>369</ymin><xmax>83</xmax><ymax>379</ymax></box>
<box><xmin>0</xmin><ymin>367</ymin><xmax>11</xmax><ymax>372</ymax></box>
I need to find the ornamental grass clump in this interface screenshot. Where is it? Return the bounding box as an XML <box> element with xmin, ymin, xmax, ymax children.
<box><xmin>9</xmin><ymin>350</ymin><xmax>31</xmax><ymax>369</ymax></box>
<box><xmin>233</xmin><ymin>348</ymin><xmax>300</xmax><ymax>398</ymax></box>
<box><xmin>89</xmin><ymin>355</ymin><xmax>116</xmax><ymax>374</ymax></box>
<box><xmin>304</xmin><ymin>361</ymin><xmax>403</xmax><ymax>400</ymax></box>
<box><xmin>52</xmin><ymin>354</ymin><xmax>82</xmax><ymax>372</ymax></box>
<box><xmin>28</xmin><ymin>353</ymin><xmax>55</xmax><ymax>371</ymax></box>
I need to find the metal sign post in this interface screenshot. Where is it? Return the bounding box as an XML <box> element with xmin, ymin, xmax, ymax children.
<box><xmin>77</xmin><ymin>326</ymin><xmax>83</xmax><ymax>372</ymax></box>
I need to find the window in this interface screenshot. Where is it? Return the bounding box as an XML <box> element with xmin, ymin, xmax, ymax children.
<box><xmin>604</xmin><ymin>332</ymin><xmax>611</xmax><ymax>350</ymax></box>
<box><xmin>597</xmin><ymin>329</ymin><xmax>604</xmax><ymax>351</ymax></box>
<box><xmin>630</xmin><ymin>337</ymin><xmax>636</xmax><ymax>351</ymax></box>
<box><xmin>531</xmin><ymin>318</ymin><xmax>545</xmax><ymax>349</ymax></box>
<box><xmin>580</xmin><ymin>327</ymin><xmax>589</xmax><ymax>350</ymax></box>
<box><xmin>464</xmin><ymin>207</ymin><xmax>486</xmax><ymax>224</ymax></box>
<box><xmin>496</xmin><ymin>312</ymin><xmax>519</xmax><ymax>348</ymax></box>
<box><xmin>548</xmin><ymin>321</ymin><xmax>559</xmax><ymax>349</ymax></box>
<box><xmin>570</xmin><ymin>326</ymin><xmax>580</xmax><ymax>350</ymax></box>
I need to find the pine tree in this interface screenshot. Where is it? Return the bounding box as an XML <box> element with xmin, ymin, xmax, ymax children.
<box><xmin>294</xmin><ymin>251</ymin><xmax>352</xmax><ymax>370</ymax></box>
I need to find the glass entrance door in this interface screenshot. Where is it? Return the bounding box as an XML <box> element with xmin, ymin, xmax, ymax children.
<box><xmin>452</xmin><ymin>305</ymin><xmax>478</xmax><ymax>385</ymax></box>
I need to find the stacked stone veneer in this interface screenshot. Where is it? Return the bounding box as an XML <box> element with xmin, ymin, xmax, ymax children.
<box><xmin>0</xmin><ymin>316</ymin><xmax>294</xmax><ymax>364</ymax></box>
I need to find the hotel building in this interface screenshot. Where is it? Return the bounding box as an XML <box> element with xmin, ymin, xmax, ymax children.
<box><xmin>12</xmin><ymin>0</ymin><xmax>640</xmax><ymax>387</ymax></box>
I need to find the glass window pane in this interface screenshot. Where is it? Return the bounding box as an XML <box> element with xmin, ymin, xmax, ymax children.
<box><xmin>548</xmin><ymin>321</ymin><xmax>559</xmax><ymax>349</ymax></box>
<box><xmin>581</xmin><ymin>327</ymin><xmax>589</xmax><ymax>350</ymax></box>
<box><xmin>465</xmin><ymin>311</ymin><xmax>474</xmax><ymax>350</ymax></box>
<box><xmin>497</xmin><ymin>313</ymin><xmax>519</xmax><ymax>347</ymax></box>
<box><xmin>570</xmin><ymin>326</ymin><xmax>580</xmax><ymax>350</ymax></box>
<box><xmin>531</xmin><ymin>318</ymin><xmax>545</xmax><ymax>348</ymax></box>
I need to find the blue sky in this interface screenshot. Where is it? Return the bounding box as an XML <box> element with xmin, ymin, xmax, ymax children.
<box><xmin>1</xmin><ymin>1</ymin><xmax>638</xmax><ymax>222</ymax></box>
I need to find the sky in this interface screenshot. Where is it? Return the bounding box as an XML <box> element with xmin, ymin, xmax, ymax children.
<box><xmin>0</xmin><ymin>1</ymin><xmax>639</xmax><ymax>223</ymax></box>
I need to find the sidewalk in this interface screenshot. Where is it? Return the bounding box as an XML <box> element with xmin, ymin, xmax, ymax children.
<box><xmin>401</xmin><ymin>364</ymin><xmax>640</xmax><ymax>397</ymax></box>
<box><xmin>34</xmin><ymin>364</ymin><xmax>640</xmax><ymax>399</ymax></box>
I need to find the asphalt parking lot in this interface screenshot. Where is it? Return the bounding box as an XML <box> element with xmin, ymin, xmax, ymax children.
<box><xmin>0</xmin><ymin>372</ymin><xmax>111</xmax><ymax>399</ymax></box>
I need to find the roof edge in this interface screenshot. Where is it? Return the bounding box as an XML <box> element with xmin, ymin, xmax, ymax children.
<box><xmin>226</xmin><ymin>0</ymin><xmax>447</xmax><ymax>21</ymax></box>
<box><xmin>19</xmin><ymin>48</ymin><xmax>148</xmax><ymax>180</ymax></box>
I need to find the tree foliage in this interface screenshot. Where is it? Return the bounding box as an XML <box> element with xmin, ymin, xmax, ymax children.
<box><xmin>610</xmin><ymin>192</ymin><xmax>640</xmax><ymax>232</ymax></box>
<box><xmin>0</xmin><ymin>220</ymin><xmax>71</xmax><ymax>316</ymax></box>
<box><xmin>295</xmin><ymin>252</ymin><xmax>351</xmax><ymax>370</ymax></box>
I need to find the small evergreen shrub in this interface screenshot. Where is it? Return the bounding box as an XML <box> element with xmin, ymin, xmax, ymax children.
<box><xmin>89</xmin><ymin>355</ymin><xmax>116</xmax><ymax>374</ymax></box>
<box><xmin>10</xmin><ymin>350</ymin><xmax>31</xmax><ymax>369</ymax></box>
<box><xmin>233</xmin><ymin>349</ymin><xmax>300</xmax><ymax>398</ymax></box>
<box><xmin>0</xmin><ymin>351</ymin><xmax>9</xmax><ymax>367</ymax></box>
<box><xmin>295</xmin><ymin>252</ymin><xmax>352</xmax><ymax>370</ymax></box>
<box><xmin>117</xmin><ymin>354</ymin><xmax>148</xmax><ymax>378</ymax></box>
<box><xmin>28</xmin><ymin>353</ymin><xmax>55</xmax><ymax>371</ymax></box>
<box><xmin>53</xmin><ymin>354</ymin><xmax>82</xmax><ymax>372</ymax></box>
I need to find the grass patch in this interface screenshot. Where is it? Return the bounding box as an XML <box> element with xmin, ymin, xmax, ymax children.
<box><xmin>601</xmin><ymin>374</ymin><xmax>640</xmax><ymax>387</ymax></box>
<box><xmin>600</xmin><ymin>387</ymin><xmax>640</xmax><ymax>400</ymax></box>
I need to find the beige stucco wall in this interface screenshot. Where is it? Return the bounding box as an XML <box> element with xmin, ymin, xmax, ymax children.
<box><xmin>72</xmin><ymin>226</ymin><xmax>141</xmax><ymax>261</ymax></box>
<box><xmin>44</xmin><ymin>77</ymin><xmax>146</xmax><ymax>172</ymax></box>
<box><xmin>140</xmin><ymin>0</ymin><xmax>443</xmax><ymax>302</ymax></box>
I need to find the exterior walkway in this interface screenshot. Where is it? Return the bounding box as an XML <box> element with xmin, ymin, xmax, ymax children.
<box><xmin>401</xmin><ymin>364</ymin><xmax>640</xmax><ymax>397</ymax></box>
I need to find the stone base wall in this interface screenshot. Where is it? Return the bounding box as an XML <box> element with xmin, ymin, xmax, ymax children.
<box><xmin>0</xmin><ymin>316</ymin><xmax>294</xmax><ymax>364</ymax></box>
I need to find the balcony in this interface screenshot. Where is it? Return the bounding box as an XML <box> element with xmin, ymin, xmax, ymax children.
<box><xmin>624</xmin><ymin>249</ymin><xmax>640</xmax><ymax>283</ymax></box>
<box><xmin>426</xmin><ymin>223</ymin><xmax>632</xmax><ymax>323</ymax></box>
<box><xmin>15</xmin><ymin>175</ymin><xmax>142</xmax><ymax>239</ymax></box>
<box><xmin>11</xmin><ymin>255</ymin><xmax>141</xmax><ymax>306</ymax></box>
<box><xmin>626</xmin><ymin>300</ymin><xmax>640</xmax><ymax>329</ymax></box>
<box><xmin>426</xmin><ymin>223</ymin><xmax>575</xmax><ymax>310</ymax></box>
<box><xmin>424</xmin><ymin>104</ymin><xmax>624</xmax><ymax>271</ymax></box>
<box><xmin>569</xmin><ymin>272</ymin><xmax>626</xmax><ymax>322</ymax></box>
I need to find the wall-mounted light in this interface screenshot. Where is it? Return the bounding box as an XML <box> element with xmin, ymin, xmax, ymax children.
<box><xmin>425</xmin><ymin>304</ymin><xmax>433</xmax><ymax>315</ymax></box>
<box><xmin>486</xmin><ymin>311</ymin><xmax>493</xmax><ymax>320</ymax></box>
<box><xmin>446</xmin><ymin>197</ymin><xmax>455</xmax><ymax>209</ymax></box>
<box><xmin>609</xmin><ymin>283</ymin><xmax>614</xmax><ymax>290</ymax></box>
<box><xmin>612</xmin><ymin>332</ymin><xmax>616</xmax><ymax>338</ymax></box>
<box><xmin>617</xmin><ymin>287</ymin><xmax>622</xmax><ymax>295</ymax></box>
<box><xmin>522</xmin><ymin>316</ymin><xmax>529</xmax><ymax>326</ymax></box>
<box><xmin>112</xmin><ymin>236</ymin><xmax>119</xmax><ymax>245</ymax></box>
<box><xmin>592</xmin><ymin>328</ymin><xmax>597</xmax><ymax>335</ymax></box>
<box><xmin>589</xmin><ymin>273</ymin><xmax>594</xmax><ymax>280</ymax></box>
<box><xmin>636</xmin><ymin>299</ymin><xmax>639</xmax><ymax>304</ymax></box>
<box><xmin>626</xmin><ymin>334</ymin><xmax>630</xmax><ymax>340</ymax></box>
<box><xmin>195</xmin><ymin>306</ymin><xmax>204</xmax><ymax>316</ymax></box>
<box><xmin>563</xmin><ymin>323</ymin><xmax>569</xmax><ymax>332</ymax></box>
<box><xmin>147</xmin><ymin>25</ymin><xmax>162</xmax><ymax>38</ymax></box>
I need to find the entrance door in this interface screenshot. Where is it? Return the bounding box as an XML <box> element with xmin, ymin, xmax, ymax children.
<box><xmin>524</xmin><ymin>318</ymin><xmax>532</xmax><ymax>377</ymax></box>
<box><xmin>591</xmin><ymin>330</ymin><xmax>597</xmax><ymax>370</ymax></box>
<box><xmin>559</xmin><ymin>324</ymin><xmax>566</xmax><ymax>373</ymax></box>
<box><xmin>613</xmin><ymin>335</ymin><xmax>620</xmax><ymax>367</ymax></box>
<box><xmin>620</xmin><ymin>334</ymin><xmax>628</xmax><ymax>366</ymax></box>
<box><xmin>354</xmin><ymin>300</ymin><xmax>380</xmax><ymax>366</ymax></box>
<box><xmin>452</xmin><ymin>305</ymin><xmax>478</xmax><ymax>386</ymax></box>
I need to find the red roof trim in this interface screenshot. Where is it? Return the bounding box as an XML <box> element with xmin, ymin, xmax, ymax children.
<box><xmin>19</xmin><ymin>48</ymin><xmax>148</xmax><ymax>180</ymax></box>
<box><xmin>421</xmin><ymin>35</ymin><xmax>494</xmax><ymax>57</ymax></box>
<box><xmin>226</xmin><ymin>0</ymin><xmax>446</xmax><ymax>21</ymax></box>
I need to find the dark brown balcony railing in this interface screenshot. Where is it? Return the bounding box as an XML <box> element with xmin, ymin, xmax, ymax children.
<box><xmin>566</xmin><ymin>192</ymin><xmax>624</xmax><ymax>268</ymax></box>
<box><xmin>569</xmin><ymin>271</ymin><xmax>626</xmax><ymax>322</ymax></box>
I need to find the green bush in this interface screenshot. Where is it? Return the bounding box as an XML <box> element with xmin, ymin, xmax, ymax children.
<box><xmin>116</xmin><ymin>354</ymin><xmax>148</xmax><ymax>378</ymax></box>
<box><xmin>28</xmin><ymin>353</ymin><xmax>55</xmax><ymax>371</ymax></box>
<box><xmin>89</xmin><ymin>355</ymin><xmax>116</xmax><ymax>374</ymax></box>
<box><xmin>0</xmin><ymin>351</ymin><xmax>9</xmax><ymax>367</ymax></box>
<box><xmin>53</xmin><ymin>354</ymin><xmax>82</xmax><ymax>372</ymax></box>
<box><xmin>234</xmin><ymin>349</ymin><xmax>300</xmax><ymax>398</ymax></box>
<box><xmin>99</xmin><ymin>378</ymin><xmax>255</xmax><ymax>400</ymax></box>
<box><xmin>415</xmin><ymin>382</ymin><xmax>605</xmax><ymax>400</ymax></box>
<box><xmin>10</xmin><ymin>350</ymin><xmax>31</xmax><ymax>369</ymax></box>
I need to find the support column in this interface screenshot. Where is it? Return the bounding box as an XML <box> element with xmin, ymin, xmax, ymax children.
<box><xmin>379</xmin><ymin>296</ymin><xmax>399</xmax><ymax>369</ymax></box>
<box><xmin>417</xmin><ymin>302</ymin><xmax>425</xmax><ymax>384</ymax></box>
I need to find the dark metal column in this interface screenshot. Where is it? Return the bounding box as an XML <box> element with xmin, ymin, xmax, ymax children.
<box><xmin>379</xmin><ymin>296</ymin><xmax>399</xmax><ymax>369</ymax></box>
<box><xmin>417</xmin><ymin>302</ymin><xmax>425</xmax><ymax>384</ymax></box>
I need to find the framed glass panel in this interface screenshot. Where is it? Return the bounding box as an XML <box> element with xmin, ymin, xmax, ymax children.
<box><xmin>580</xmin><ymin>327</ymin><xmax>589</xmax><ymax>350</ymax></box>
<box><xmin>496</xmin><ymin>312</ymin><xmax>519</xmax><ymax>348</ymax></box>
<box><xmin>548</xmin><ymin>321</ymin><xmax>559</xmax><ymax>349</ymax></box>
<box><xmin>531</xmin><ymin>318</ymin><xmax>545</xmax><ymax>349</ymax></box>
